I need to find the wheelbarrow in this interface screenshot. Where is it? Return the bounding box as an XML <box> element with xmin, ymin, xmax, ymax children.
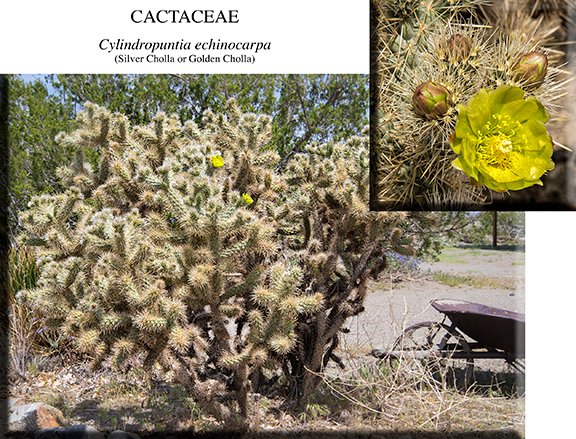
<box><xmin>371</xmin><ymin>299</ymin><xmax>525</xmax><ymax>388</ymax></box>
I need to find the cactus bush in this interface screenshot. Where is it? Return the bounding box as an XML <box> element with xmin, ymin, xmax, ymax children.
<box><xmin>372</xmin><ymin>0</ymin><xmax>573</xmax><ymax>209</ymax></box>
<box><xmin>17</xmin><ymin>102</ymin><xmax>413</xmax><ymax>427</ymax></box>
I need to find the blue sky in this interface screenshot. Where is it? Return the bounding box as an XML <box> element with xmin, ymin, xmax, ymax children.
<box><xmin>20</xmin><ymin>74</ymin><xmax>57</xmax><ymax>95</ymax></box>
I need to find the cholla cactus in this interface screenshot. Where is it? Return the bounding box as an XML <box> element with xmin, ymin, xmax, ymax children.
<box><xmin>480</xmin><ymin>0</ymin><xmax>573</xmax><ymax>57</ymax></box>
<box><xmin>281</xmin><ymin>137</ymin><xmax>410</xmax><ymax>400</ymax></box>
<box><xmin>18</xmin><ymin>102</ymin><xmax>409</xmax><ymax>424</ymax></box>
<box><xmin>377</xmin><ymin>0</ymin><xmax>481</xmax><ymax>71</ymax></box>
<box><xmin>373</xmin><ymin>0</ymin><xmax>572</xmax><ymax>208</ymax></box>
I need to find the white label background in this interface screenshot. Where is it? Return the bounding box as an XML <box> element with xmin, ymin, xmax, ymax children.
<box><xmin>526</xmin><ymin>212</ymin><xmax>573</xmax><ymax>437</ymax></box>
<box><xmin>2</xmin><ymin>1</ymin><xmax>572</xmax><ymax>436</ymax></box>
<box><xmin>0</xmin><ymin>0</ymin><xmax>368</xmax><ymax>74</ymax></box>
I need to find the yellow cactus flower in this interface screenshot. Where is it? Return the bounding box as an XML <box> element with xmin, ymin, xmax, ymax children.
<box><xmin>450</xmin><ymin>85</ymin><xmax>554</xmax><ymax>192</ymax></box>
<box><xmin>242</xmin><ymin>193</ymin><xmax>254</xmax><ymax>205</ymax></box>
<box><xmin>211</xmin><ymin>155</ymin><xmax>224</xmax><ymax>168</ymax></box>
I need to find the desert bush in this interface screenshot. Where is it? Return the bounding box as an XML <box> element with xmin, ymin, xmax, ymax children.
<box><xmin>17</xmin><ymin>101</ymin><xmax>416</xmax><ymax>428</ymax></box>
<box><xmin>7</xmin><ymin>248</ymin><xmax>41</xmax><ymax>378</ymax></box>
<box><xmin>9</xmin><ymin>247</ymin><xmax>39</xmax><ymax>296</ymax></box>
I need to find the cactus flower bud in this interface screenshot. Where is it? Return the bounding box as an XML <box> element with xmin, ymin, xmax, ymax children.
<box><xmin>412</xmin><ymin>82</ymin><xmax>453</xmax><ymax>119</ymax></box>
<box><xmin>512</xmin><ymin>51</ymin><xmax>548</xmax><ymax>90</ymax></box>
<box><xmin>446</xmin><ymin>33</ymin><xmax>471</xmax><ymax>63</ymax></box>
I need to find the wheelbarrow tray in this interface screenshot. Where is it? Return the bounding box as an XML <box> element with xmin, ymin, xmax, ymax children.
<box><xmin>431</xmin><ymin>299</ymin><xmax>525</xmax><ymax>357</ymax></box>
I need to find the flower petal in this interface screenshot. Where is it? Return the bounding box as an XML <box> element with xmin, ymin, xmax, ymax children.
<box><xmin>465</xmin><ymin>89</ymin><xmax>491</xmax><ymax>133</ymax></box>
<box><xmin>489</xmin><ymin>85</ymin><xmax>525</xmax><ymax>112</ymax></box>
<box><xmin>477</xmin><ymin>160</ymin><xmax>521</xmax><ymax>183</ymax></box>
<box><xmin>451</xmin><ymin>135</ymin><xmax>463</xmax><ymax>154</ymax></box>
<box><xmin>476</xmin><ymin>172</ymin><xmax>510</xmax><ymax>192</ymax></box>
<box><xmin>524</xmin><ymin>156</ymin><xmax>554</xmax><ymax>179</ymax></box>
<box><xmin>460</xmin><ymin>137</ymin><xmax>477</xmax><ymax>169</ymax></box>
<box><xmin>452</xmin><ymin>153</ymin><xmax>478</xmax><ymax>181</ymax></box>
<box><xmin>527</xmin><ymin>96</ymin><xmax>550</xmax><ymax>123</ymax></box>
<box><xmin>501</xmin><ymin>99</ymin><xmax>540</xmax><ymax>123</ymax></box>
<box><xmin>454</xmin><ymin>106</ymin><xmax>476</xmax><ymax>141</ymax></box>
<box><xmin>522</xmin><ymin>119</ymin><xmax>553</xmax><ymax>153</ymax></box>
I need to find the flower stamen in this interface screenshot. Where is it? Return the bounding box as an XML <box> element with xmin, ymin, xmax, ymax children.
<box><xmin>476</xmin><ymin>114</ymin><xmax>527</xmax><ymax>170</ymax></box>
<box><xmin>478</xmin><ymin>135</ymin><xmax>514</xmax><ymax>169</ymax></box>
<box><xmin>498</xmin><ymin>139</ymin><xmax>513</xmax><ymax>153</ymax></box>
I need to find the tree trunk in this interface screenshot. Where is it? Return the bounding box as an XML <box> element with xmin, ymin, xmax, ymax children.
<box><xmin>171</xmin><ymin>356</ymin><xmax>249</xmax><ymax>431</ymax></box>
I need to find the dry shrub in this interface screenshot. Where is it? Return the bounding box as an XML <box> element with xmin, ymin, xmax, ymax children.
<box><xmin>314</xmin><ymin>350</ymin><xmax>524</xmax><ymax>432</ymax></box>
<box><xmin>7</xmin><ymin>248</ymin><xmax>42</xmax><ymax>379</ymax></box>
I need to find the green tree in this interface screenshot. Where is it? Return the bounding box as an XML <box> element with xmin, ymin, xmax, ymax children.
<box><xmin>271</xmin><ymin>75</ymin><xmax>369</xmax><ymax>159</ymax></box>
<box><xmin>450</xmin><ymin>211</ymin><xmax>525</xmax><ymax>246</ymax></box>
<box><xmin>9</xmin><ymin>76</ymin><xmax>76</xmax><ymax>223</ymax></box>
<box><xmin>49</xmin><ymin>74</ymin><xmax>369</xmax><ymax>157</ymax></box>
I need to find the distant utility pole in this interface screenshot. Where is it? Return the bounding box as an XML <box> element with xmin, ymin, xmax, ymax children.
<box><xmin>492</xmin><ymin>210</ymin><xmax>498</xmax><ymax>248</ymax></box>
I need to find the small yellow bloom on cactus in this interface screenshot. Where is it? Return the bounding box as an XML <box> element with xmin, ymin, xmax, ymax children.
<box><xmin>512</xmin><ymin>51</ymin><xmax>548</xmax><ymax>90</ymax></box>
<box><xmin>242</xmin><ymin>193</ymin><xmax>254</xmax><ymax>205</ymax></box>
<box><xmin>211</xmin><ymin>155</ymin><xmax>224</xmax><ymax>168</ymax></box>
<box><xmin>450</xmin><ymin>85</ymin><xmax>554</xmax><ymax>192</ymax></box>
<box><xmin>412</xmin><ymin>81</ymin><xmax>453</xmax><ymax>119</ymax></box>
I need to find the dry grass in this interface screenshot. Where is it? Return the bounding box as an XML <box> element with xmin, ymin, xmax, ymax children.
<box><xmin>6</xmin><ymin>247</ymin><xmax>69</xmax><ymax>380</ymax></box>
<box><xmin>8</xmin><ymin>303</ymin><xmax>40</xmax><ymax>379</ymax></box>
<box><xmin>8</xmin><ymin>346</ymin><xmax>525</xmax><ymax>434</ymax></box>
<box><xmin>371</xmin><ymin>264</ymin><xmax>519</xmax><ymax>291</ymax></box>
<box><xmin>315</xmin><ymin>350</ymin><xmax>524</xmax><ymax>434</ymax></box>
<box><xmin>431</xmin><ymin>271</ymin><xmax>517</xmax><ymax>290</ymax></box>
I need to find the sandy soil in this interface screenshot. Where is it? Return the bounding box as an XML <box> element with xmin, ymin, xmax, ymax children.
<box><xmin>343</xmin><ymin>246</ymin><xmax>525</xmax><ymax>360</ymax></box>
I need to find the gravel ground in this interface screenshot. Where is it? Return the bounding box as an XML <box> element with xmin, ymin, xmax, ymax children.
<box><xmin>343</xmin><ymin>246</ymin><xmax>525</xmax><ymax>364</ymax></box>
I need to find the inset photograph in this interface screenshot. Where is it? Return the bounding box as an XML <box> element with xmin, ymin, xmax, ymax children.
<box><xmin>371</xmin><ymin>0</ymin><xmax>576</xmax><ymax>210</ymax></box>
<box><xmin>3</xmin><ymin>74</ymin><xmax>524</xmax><ymax>437</ymax></box>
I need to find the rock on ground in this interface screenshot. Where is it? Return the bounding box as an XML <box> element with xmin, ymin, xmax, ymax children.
<box><xmin>9</xmin><ymin>403</ymin><xmax>65</xmax><ymax>431</ymax></box>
